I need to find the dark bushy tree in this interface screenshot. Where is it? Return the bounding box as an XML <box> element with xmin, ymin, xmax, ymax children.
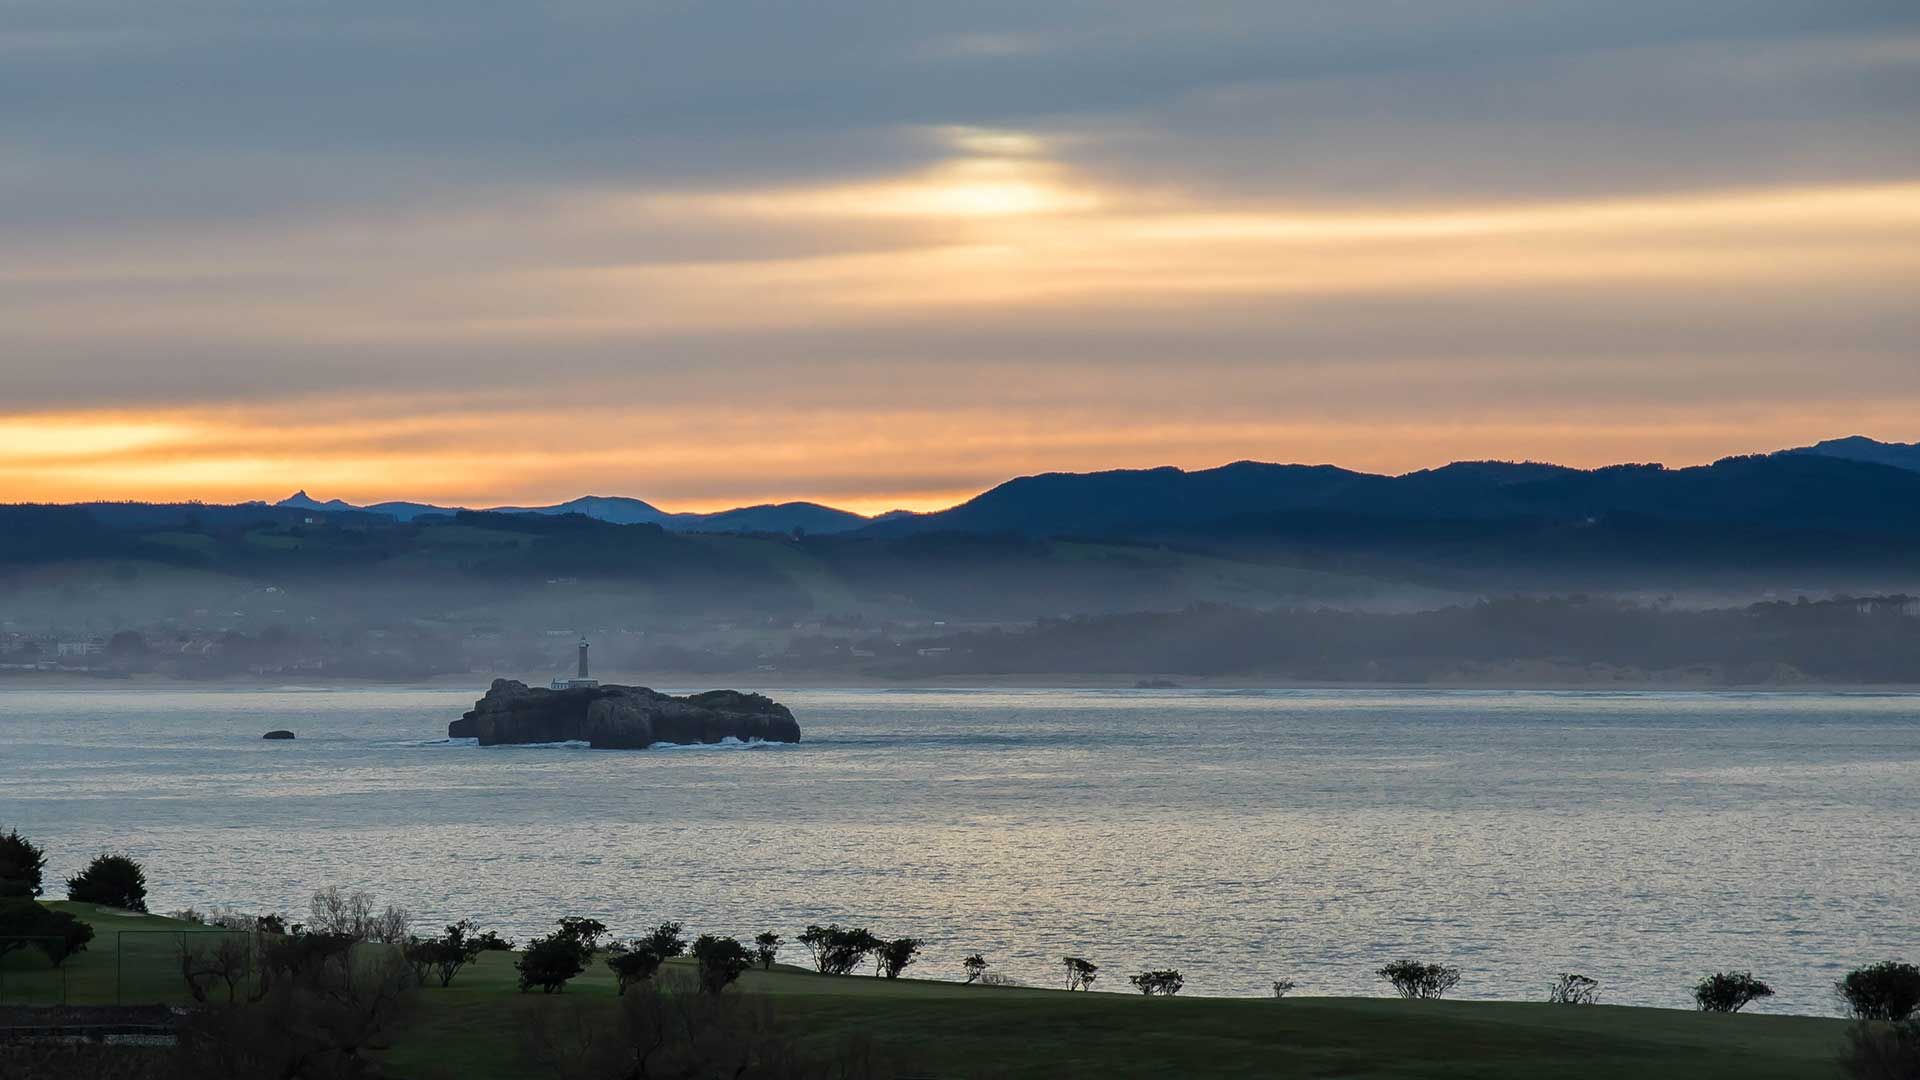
<box><xmin>963</xmin><ymin>953</ymin><xmax>989</xmax><ymax>983</ymax></box>
<box><xmin>1129</xmin><ymin>969</ymin><xmax>1184</xmax><ymax>996</ymax></box>
<box><xmin>0</xmin><ymin>898</ymin><xmax>94</xmax><ymax>967</ymax></box>
<box><xmin>1062</xmin><ymin>956</ymin><xmax>1098</xmax><ymax>991</ymax></box>
<box><xmin>639</xmin><ymin>920</ymin><xmax>685</xmax><ymax>959</ymax></box>
<box><xmin>876</xmin><ymin>937</ymin><xmax>922</xmax><ymax>979</ymax></box>
<box><xmin>403</xmin><ymin>920</ymin><xmax>488</xmax><ymax>988</ymax></box>
<box><xmin>1693</xmin><ymin>971</ymin><xmax>1774</xmax><ymax>1013</ymax></box>
<box><xmin>753</xmin><ymin>931</ymin><xmax>781</xmax><ymax>970</ymax></box>
<box><xmin>798</xmin><ymin>923</ymin><xmax>880</xmax><ymax>976</ymax></box>
<box><xmin>517</xmin><ymin>919</ymin><xmax>602</xmax><ymax>994</ymax></box>
<box><xmin>0</xmin><ymin>828</ymin><xmax>47</xmax><ymax>898</ymax></box>
<box><xmin>1377</xmin><ymin>961</ymin><xmax>1461</xmax><ymax>1000</ymax></box>
<box><xmin>692</xmin><ymin>934</ymin><xmax>753</xmax><ymax>994</ymax></box>
<box><xmin>518</xmin><ymin>933</ymin><xmax>589</xmax><ymax>994</ymax></box>
<box><xmin>66</xmin><ymin>853</ymin><xmax>148</xmax><ymax>911</ymax></box>
<box><xmin>1839</xmin><ymin>962</ymin><xmax>1920</xmax><ymax>1022</ymax></box>
<box><xmin>557</xmin><ymin>917</ymin><xmax>609</xmax><ymax>951</ymax></box>
<box><xmin>1548</xmin><ymin>973</ymin><xmax>1601</xmax><ymax>1005</ymax></box>
<box><xmin>607</xmin><ymin>946</ymin><xmax>665</xmax><ymax>994</ymax></box>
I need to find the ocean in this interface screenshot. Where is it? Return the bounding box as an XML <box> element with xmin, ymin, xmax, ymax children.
<box><xmin>2</xmin><ymin>685</ymin><xmax>1915</xmax><ymax>1013</ymax></box>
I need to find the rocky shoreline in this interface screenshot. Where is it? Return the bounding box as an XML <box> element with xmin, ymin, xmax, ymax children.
<box><xmin>448</xmin><ymin>679</ymin><xmax>801</xmax><ymax>749</ymax></box>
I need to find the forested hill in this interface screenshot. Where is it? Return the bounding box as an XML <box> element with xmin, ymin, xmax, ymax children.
<box><xmin>861</xmin><ymin>452</ymin><xmax>1920</xmax><ymax>540</ymax></box>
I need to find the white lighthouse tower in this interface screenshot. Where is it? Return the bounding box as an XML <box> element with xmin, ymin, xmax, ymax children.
<box><xmin>551</xmin><ymin>638</ymin><xmax>600</xmax><ymax>690</ymax></box>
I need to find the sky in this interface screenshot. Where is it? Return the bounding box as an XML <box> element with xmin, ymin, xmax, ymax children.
<box><xmin>4</xmin><ymin>2</ymin><xmax>1919</xmax><ymax>515</ymax></box>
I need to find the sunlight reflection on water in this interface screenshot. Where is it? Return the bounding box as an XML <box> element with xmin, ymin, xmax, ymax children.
<box><xmin>1</xmin><ymin>686</ymin><xmax>1916</xmax><ymax>1012</ymax></box>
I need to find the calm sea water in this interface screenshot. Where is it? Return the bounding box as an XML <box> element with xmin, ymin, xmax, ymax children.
<box><xmin>1</xmin><ymin>686</ymin><xmax>1915</xmax><ymax>1013</ymax></box>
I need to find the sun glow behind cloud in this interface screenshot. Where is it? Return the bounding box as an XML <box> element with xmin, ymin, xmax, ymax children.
<box><xmin>5</xmin><ymin>25</ymin><xmax>1920</xmax><ymax>513</ymax></box>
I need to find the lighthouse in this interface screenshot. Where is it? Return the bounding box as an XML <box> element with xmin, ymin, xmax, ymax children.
<box><xmin>550</xmin><ymin>638</ymin><xmax>600</xmax><ymax>690</ymax></box>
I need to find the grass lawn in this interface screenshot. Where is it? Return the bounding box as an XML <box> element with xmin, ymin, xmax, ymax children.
<box><xmin>1</xmin><ymin>903</ymin><xmax>1857</xmax><ymax>1079</ymax></box>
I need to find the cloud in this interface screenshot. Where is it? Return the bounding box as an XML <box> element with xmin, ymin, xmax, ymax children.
<box><xmin>1</xmin><ymin>1</ymin><xmax>1917</xmax><ymax>507</ymax></box>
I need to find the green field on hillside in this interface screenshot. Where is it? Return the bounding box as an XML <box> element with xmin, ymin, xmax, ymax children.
<box><xmin>0</xmin><ymin>903</ymin><xmax>1862</xmax><ymax>1079</ymax></box>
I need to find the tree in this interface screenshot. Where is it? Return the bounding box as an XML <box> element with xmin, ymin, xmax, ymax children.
<box><xmin>557</xmin><ymin>917</ymin><xmax>609</xmax><ymax>952</ymax></box>
<box><xmin>1548</xmin><ymin>973</ymin><xmax>1601</xmax><ymax>1005</ymax></box>
<box><xmin>174</xmin><ymin>944</ymin><xmax>416</xmax><ymax>1078</ymax></box>
<box><xmin>403</xmin><ymin>920</ymin><xmax>487</xmax><ymax>988</ymax></box>
<box><xmin>753</xmin><ymin>931</ymin><xmax>782</xmax><ymax>970</ymax></box>
<box><xmin>876</xmin><ymin>937</ymin><xmax>922</xmax><ymax>979</ymax></box>
<box><xmin>638</xmin><ymin>920</ymin><xmax>685</xmax><ymax>959</ymax></box>
<box><xmin>1377</xmin><ymin>961</ymin><xmax>1461</xmax><ymax>1000</ymax></box>
<box><xmin>308</xmin><ymin>886</ymin><xmax>374</xmax><ymax>940</ymax></box>
<box><xmin>1838</xmin><ymin>962</ymin><xmax>1920</xmax><ymax>1022</ymax></box>
<box><xmin>692</xmin><ymin>934</ymin><xmax>753</xmax><ymax>994</ymax></box>
<box><xmin>66</xmin><ymin>853</ymin><xmax>147</xmax><ymax>911</ymax></box>
<box><xmin>1062</xmin><ymin>956</ymin><xmax>1099</xmax><ymax>991</ymax></box>
<box><xmin>798</xmin><ymin>923</ymin><xmax>879</xmax><ymax>976</ymax></box>
<box><xmin>963</xmin><ymin>953</ymin><xmax>989</xmax><ymax>984</ymax></box>
<box><xmin>0</xmin><ymin>829</ymin><xmax>47</xmax><ymax>898</ymax></box>
<box><xmin>518</xmin><ymin>933</ymin><xmax>590</xmax><ymax>994</ymax></box>
<box><xmin>1271</xmin><ymin>979</ymin><xmax>1296</xmax><ymax>999</ymax></box>
<box><xmin>607</xmin><ymin>946</ymin><xmax>664</xmax><ymax>994</ymax></box>
<box><xmin>1129</xmin><ymin>970</ymin><xmax>1184</xmax><ymax>996</ymax></box>
<box><xmin>180</xmin><ymin>933</ymin><xmax>258</xmax><ymax>1003</ymax></box>
<box><xmin>1694</xmin><ymin>971</ymin><xmax>1775</xmax><ymax>1013</ymax></box>
<box><xmin>0</xmin><ymin>899</ymin><xmax>94</xmax><ymax>968</ymax></box>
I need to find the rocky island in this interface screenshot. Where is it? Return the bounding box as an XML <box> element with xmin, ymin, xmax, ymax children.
<box><xmin>449</xmin><ymin>679</ymin><xmax>801</xmax><ymax>749</ymax></box>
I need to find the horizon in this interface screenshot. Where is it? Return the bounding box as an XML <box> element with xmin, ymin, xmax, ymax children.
<box><xmin>8</xmin><ymin>429</ymin><xmax>1913</xmax><ymax>518</ymax></box>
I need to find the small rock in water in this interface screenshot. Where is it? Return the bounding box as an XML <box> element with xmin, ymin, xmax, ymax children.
<box><xmin>261</xmin><ymin>729</ymin><xmax>296</xmax><ymax>740</ymax></box>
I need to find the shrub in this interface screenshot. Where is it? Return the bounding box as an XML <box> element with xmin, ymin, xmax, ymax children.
<box><xmin>404</xmin><ymin>920</ymin><xmax>487</xmax><ymax>988</ymax></box>
<box><xmin>0</xmin><ymin>829</ymin><xmax>48</xmax><ymax>898</ymax></box>
<box><xmin>876</xmin><ymin>937</ymin><xmax>922</xmax><ymax>979</ymax></box>
<box><xmin>1271</xmin><ymin>979</ymin><xmax>1296</xmax><ymax>999</ymax></box>
<box><xmin>1840</xmin><ymin>962</ymin><xmax>1920</xmax><ymax>1022</ymax></box>
<box><xmin>608</xmin><ymin>946</ymin><xmax>664</xmax><ymax>994</ymax></box>
<box><xmin>1844</xmin><ymin>1020</ymin><xmax>1920</xmax><ymax>1080</ymax></box>
<box><xmin>963</xmin><ymin>952</ymin><xmax>989</xmax><ymax>983</ymax></box>
<box><xmin>1694</xmin><ymin>971</ymin><xmax>1775</xmax><ymax>1013</ymax></box>
<box><xmin>66</xmin><ymin>853</ymin><xmax>147</xmax><ymax>911</ymax></box>
<box><xmin>798</xmin><ymin>923</ymin><xmax>880</xmax><ymax>976</ymax></box>
<box><xmin>0</xmin><ymin>898</ymin><xmax>95</xmax><ymax>967</ymax></box>
<box><xmin>474</xmin><ymin>929</ymin><xmax>515</xmax><ymax>952</ymax></box>
<box><xmin>753</xmin><ymin>931</ymin><xmax>782</xmax><ymax>970</ymax></box>
<box><xmin>1549</xmin><ymin>973</ymin><xmax>1601</xmax><ymax>1005</ymax></box>
<box><xmin>1377</xmin><ymin>961</ymin><xmax>1461</xmax><ymax>1000</ymax></box>
<box><xmin>692</xmin><ymin>934</ymin><xmax>753</xmax><ymax>994</ymax></box>
<box><xmin>1062</xmin><ymin>956</ymin><xmax>1099</xmax><ymax>991</ymax></box>
<box><xmin>1129</xmin><ymin>969</ymin><xmax>1184</xmax><ymax>996</ymax></box>
<box><xmin>518</xmin><ymin>932</ymin><xmax>590</xmax><ymax>994</ymax></box>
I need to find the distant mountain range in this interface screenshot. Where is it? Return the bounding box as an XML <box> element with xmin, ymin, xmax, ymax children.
<box><xmin>267</xmin><ymin>435</ymin><xmax>1920</xmax><ymax>537</ymax></box>
<box><xmin>275</xmin><ymin>491</ymin><xmax>880</xmax><ymax>534</ymax></box>
<box><xmin>1782</xmin><ymin>435</ymin><xmax>1920</xmax><ymax>473</ymax></box>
